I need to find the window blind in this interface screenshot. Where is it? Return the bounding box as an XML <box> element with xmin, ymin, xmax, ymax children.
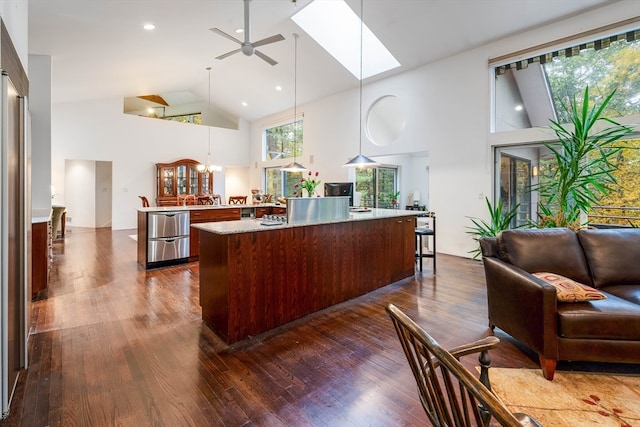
<box><xmin>491</xmin><ymin>17</ymin><xmax>639</xmax><ymax>75</ymax></box>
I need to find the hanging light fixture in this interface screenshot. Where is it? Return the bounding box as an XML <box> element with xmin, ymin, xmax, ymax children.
<box><xmin>282</xmin><ymin>33</ymin><xmax>307</xmax><ymax>172</ymax></box>
<box><xmin>344</xmin><ymin>0</ymin><xmax>378</xmax><ymax>168</ymax></box>
<box><xmin>198</xmin><ymin>67</ymin><xmax>221</xmax><ymax>173</ymax></box>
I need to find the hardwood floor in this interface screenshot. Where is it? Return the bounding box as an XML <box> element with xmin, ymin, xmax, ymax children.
<box><xmin>0</xmin><ymin>227</ymin><xmax>597</xmax><ymax>426</ymax></box>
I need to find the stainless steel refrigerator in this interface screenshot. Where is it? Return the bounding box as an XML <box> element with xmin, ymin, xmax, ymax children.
<box><xmin>0</xmin><ymin>20</ymin><xmax>29</xmax><ymax>417</ymax></box>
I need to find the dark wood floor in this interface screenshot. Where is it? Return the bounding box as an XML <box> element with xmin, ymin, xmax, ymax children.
<box><xmin>3</xmin><ymin>227</ymin><xmax>632</xmax><ymax>426</ymax></box>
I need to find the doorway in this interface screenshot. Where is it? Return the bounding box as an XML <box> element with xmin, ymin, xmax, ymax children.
<box><xmin>64</xmin><ymin>160</ymin><xmax>113</xmax><ymax>228</ymax></box>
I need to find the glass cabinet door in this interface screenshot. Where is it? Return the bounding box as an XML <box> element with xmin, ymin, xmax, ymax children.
<box><xmin>177</xmin><ymin>165</ymin><xmax>187</xmax><ymax>195</ymax></box>
<box><xmin>161</xmin><ymin>167</ymin><xmax>175</xmax><ymax>197</ymax></box>
<box><xmin>189</xmin><ymin>166</ymin><xmax>199</xmax><ymax>195</ymax></box>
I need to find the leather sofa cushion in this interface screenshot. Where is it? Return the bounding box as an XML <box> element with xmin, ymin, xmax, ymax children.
<box><xmin>499</xmin><ymin>228</ymin><xmax>592</xmax><ymax>286</ymax></box>
<box><xmin>601</xmin><ymin>285</ymin><xmax>640</xmax><ymax>305</ymax></box>
<box><xmin>558</xmin><ymin>293</ymin><xmax>640</xmax><ymax>340</ymax></box>
<box><xmin>578</xmin><ymin>228</ymin><xmax>640</xmax><ymax>288</ymax></box>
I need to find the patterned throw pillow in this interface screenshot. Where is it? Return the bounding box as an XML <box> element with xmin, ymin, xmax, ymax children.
<box><xmin>532</xmin><ymin>272</ymin><xmax>607</xmax><ymax>302</ymax></box>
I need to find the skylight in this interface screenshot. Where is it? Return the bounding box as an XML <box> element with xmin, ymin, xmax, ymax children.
<box><xmin>291</xmin><ymin>0</ymin><xmax>400</xmax><ymax>80</ymax></box>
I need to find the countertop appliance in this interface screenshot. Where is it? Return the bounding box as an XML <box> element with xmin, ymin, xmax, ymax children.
<box><xmin>147</xmin><ymin>211</ymin><xmax>190</xmax><ymax>266</ymax></box>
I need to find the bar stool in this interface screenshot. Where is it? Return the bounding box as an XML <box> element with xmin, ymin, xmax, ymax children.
<box><xmin>415</xmin><ymin>212</ymin><xmax>436</xmax><ymax>272</ymax></box>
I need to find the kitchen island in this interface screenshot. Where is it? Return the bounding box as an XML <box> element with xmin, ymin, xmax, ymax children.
<box><xmin>193</xmin><ymin>209</ymin><xmax>419</xmax><ymax>344</ymax></box>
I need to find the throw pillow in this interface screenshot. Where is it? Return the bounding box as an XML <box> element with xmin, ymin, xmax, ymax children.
<box><xmin>532</xmin><ymin>272</ymin><xmax>607</xmax><ymax>302</ymax></box>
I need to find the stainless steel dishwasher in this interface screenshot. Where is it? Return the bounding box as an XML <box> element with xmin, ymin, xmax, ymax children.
<box><xmin>147</xmin><ymin>211</ymin><xmax>190</xmax><ymax>264</ymax></box>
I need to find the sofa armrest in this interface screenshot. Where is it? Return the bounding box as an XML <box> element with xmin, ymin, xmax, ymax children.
<box><xmin>482</xmin><ymin>256</ymin><xmax>559</xmax><ymax>359</ymax></box>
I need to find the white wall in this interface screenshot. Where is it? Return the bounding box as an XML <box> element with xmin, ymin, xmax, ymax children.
<box><xmin>249</xmin><ymin>0</ymin><xmax>638</xmax><ymax>258</ymax></box>
<box><xmin>65</xmin><ymin>159</ymin><xmax>96</xmax><ymax>227</ymax></box>
<box><xmin>51</xmin><ymin>97</ymin><xmax>251</xmax><ymax>230</ymax></box>
<box><xmin>0</xmin><ymin>1</ymin><xmax>28</xmax><ymax>71</ymax></box>
<box><xmin>28</xmin><ymin>55</ymin><xmax>52</xmax><ymax>211</ymax></box>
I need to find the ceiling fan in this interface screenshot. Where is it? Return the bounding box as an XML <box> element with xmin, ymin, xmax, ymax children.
<box><xmin>210</xmin><ymin>0</ymin><xmax>285</xmax><ymax>66</ymax></box>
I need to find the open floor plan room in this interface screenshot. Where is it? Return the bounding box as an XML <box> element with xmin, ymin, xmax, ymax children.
<box><xmin>3</xmin><ymin>228</ymin><xmax>639</xmax><ymax>426</ymax></box>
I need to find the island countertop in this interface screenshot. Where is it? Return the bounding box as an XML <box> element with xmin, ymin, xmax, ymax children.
<box><xmin>192</xmin><ymin>208</ymin><xmax>422</xmax><ymax>234</ymax></box>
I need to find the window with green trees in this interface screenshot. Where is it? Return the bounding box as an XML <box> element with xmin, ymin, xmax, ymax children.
<box><xmin>494</xmin><ymin>29</ymin><xmax>639</xmax><ymax>227</ymax></box>
<box><xmin>264</xmin><ymin>119</ymin><xmax>303</xmax><ymax>161</ymax></box>
<box><xmin>545</xmin><ymin>37</ymin><xmax>639</xmax><ymax>123</ymax></box>
<box><xmin>355</xmin><ymin>166</ymin><xmax>398</xmax><ymax>208</ymax></box>
<box><xmin>265</xmin><ymin>167</ymin><xmax>303</xmax><ymax>197</ymax></box>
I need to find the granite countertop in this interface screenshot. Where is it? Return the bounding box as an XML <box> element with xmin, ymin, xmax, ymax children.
<box><xmin>192</xmin><ymin>208</ymin><xmax>421</xmax><ymax>235</ymax></box>
<box><xmin>32</xmin><ymin>208</ymin><xmax>52</xmax><ymax>223</ymax></box>
<box><xmin>137</xmin><ymin>203</ymin><xmax>284</xmax><ymax>213</ymax></box>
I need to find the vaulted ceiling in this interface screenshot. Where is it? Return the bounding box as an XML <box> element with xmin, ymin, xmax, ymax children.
<box><xmin>28</xmin><ymin>0</ymin><xmax>615</xmax><ymax>122</ymax></box>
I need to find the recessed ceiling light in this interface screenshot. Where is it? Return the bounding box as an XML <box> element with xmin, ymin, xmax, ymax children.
<box><xmin>241</xmin><ymin>101</ymin><xmax>248</xmax><ymax>107</ymax></box>
<box><xmin>143</xmin><ymin>23</ymin><xmax>156</xmax><ymax>31</ymax></box>
<box><xmin>235</xmin><ymin>28</ymin><xmax>244</xmax><ymax>34</ymax></box>
<box><xmin>275</xmin><ymin>85</ymin><xmax>282</xmax><ymax>91</ymax></box>
<box><xmin>515</xmin><ymin>105</ymin><xmax>524</xmax><ymax>111</ymax></box>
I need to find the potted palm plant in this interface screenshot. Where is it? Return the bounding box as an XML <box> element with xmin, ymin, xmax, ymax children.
<box><xmin>466</xmin><ymin>197</ymin><xmax>522</xmax><ymax>259</ymax></box>
<box><xmin>535</xmin><ymin>87</ymin><xmax>633</xmax><ymax>229</ymax></box>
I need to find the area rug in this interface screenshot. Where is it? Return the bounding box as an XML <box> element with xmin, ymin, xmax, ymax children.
<box><xmin>489</xmin><ymin>368</ymin><xmax>640</xmax><ymax>426</ymax></box>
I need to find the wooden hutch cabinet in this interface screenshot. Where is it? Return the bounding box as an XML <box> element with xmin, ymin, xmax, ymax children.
<box><xmin>156</xmin><ymin>159</ymin><xmax>213</xmax><ymax>206</ymax></box>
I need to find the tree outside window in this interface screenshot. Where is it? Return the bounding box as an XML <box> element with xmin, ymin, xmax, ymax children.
<box><xmin>264</xmin><ymin>119</ymin><xmax>303</xmax><ymax>161</ymax></box>
<box><xmin>355</xmin><ymin>166</ymin><xmax>398</xmax><ymax>208</ymax></box>
<box><xmin>265</xmin><ymin>168</ymin><xmax>303</xmax><ymax>197</ymax></box>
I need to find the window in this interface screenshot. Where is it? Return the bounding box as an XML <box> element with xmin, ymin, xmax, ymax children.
<box><xmin>264</xmin><ymin>118</ymin><xmax>303</xmax><ymax>161</ymax></box>
<box><xmin>494</xmin><ymin>29</ymin><xmax>639</xmax><ymax>132</ymax></box>
<box><xmin>355</xmin><ymin>166</ymin><xmax>398</xmax><ymax>208</ymax></box>
<box><xmin>589</xmin><ymin>138</ymin><xmax>640</xmax><ymax>226</ymax></box>
<box><xmin>495</xmin><ymin>138</ymin><xmax>640</xmax><ymax>228</ymax></box>
<box><xmin>265</xmin><ymin>167</ymin><xmax>303</xmax><ymax>197</ymax></box>
<box><xmin>291</xmin><ymin>0</ymin><xmax>399</xmax><ymax>80</ymax></box>
<box><xmin>499</xmin><ymin>153</ymin><xmax>531</xmax><ymax>227</ymax></box>
<box><xmin>492</xmin><ymin>26</ymin><xmax>640</xmax><ymax>230</ymax></box>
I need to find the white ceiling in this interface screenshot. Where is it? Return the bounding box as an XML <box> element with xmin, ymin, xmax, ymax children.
<box><xmin>28</xmin><ymin>0</ymin><xmax>615</xmax><ymax>123</ymax></box>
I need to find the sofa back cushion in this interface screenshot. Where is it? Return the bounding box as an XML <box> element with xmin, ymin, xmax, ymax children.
<box><xmin>479</xmin><ymin>237</ymin><xmax>499</xmax><ymax>258</ymax></box>
<box><xmin>499</xmin><ymin>228</ymin><xmax>592</xmax><ymax>285</ymax></box>
<box><xmin>578</xmin><ymin>228</ymin><xmax>640</xmax><ymax>288</ymax></box>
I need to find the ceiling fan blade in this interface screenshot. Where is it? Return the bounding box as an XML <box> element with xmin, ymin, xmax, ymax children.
<box><xmin>252</xmin><ymin>34</ymin><xmax>285</xmax><ymax>48</ymax></box>
<box><xmin>254</xmin><ymin>49</ymin><xmax>278</xmax><ymax>66</ymax></box>
<box><xmin>210</xmin><ymin>28</ymin><xmax>242</xmax><ymax>45</ymax></box>
<box><xmin>216</xmin><ymin>48</ymin><xmax>242</xmax><ymax>60</ymax></box>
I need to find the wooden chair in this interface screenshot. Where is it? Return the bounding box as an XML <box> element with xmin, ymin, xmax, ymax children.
<box><xmin>386</xmin><ymin>304</ymin><xmax>541</xmax><ymax>427</ymax></box>
<box><xmin>177</xmin><ymin>194</ymin><xmax>196</xmax><ymax>206</ymax></box>
<box><xmin>228</xmin><ymin>196</ymin><xmax>247</xmax><ymax>205</ymax></box>
<box><xmin>197</xmin><ymin>194</ymin><xmax>222</xmax><ymax>205</ymax></box>
<box><xmin>138</xmin><ymin>196</ymin><xmax>150</xmax><ymax>207</ymax></box>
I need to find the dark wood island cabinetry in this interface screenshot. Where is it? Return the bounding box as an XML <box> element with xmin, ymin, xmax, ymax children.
<box><xmin>194</xmin><ymin>210</ymin><xmax>418</xmax><ymax>344</ymax></box>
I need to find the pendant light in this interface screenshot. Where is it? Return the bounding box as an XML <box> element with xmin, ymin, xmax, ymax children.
<box><xmin>198</xmin><ymin>67</ymin><xmax>221</xmax><ymax>173</ymax></box>
<box><xmin>344</xmin><ymin>0</ymin><xmax>378</xmax><ymax>168</ymax></box>
<box><xmin>282</xmin><ymin>33</ymin><xmax>307</xmax><ymax>172</ymax></box>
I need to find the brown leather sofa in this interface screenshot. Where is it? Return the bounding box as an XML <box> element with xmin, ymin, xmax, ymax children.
<box><xmin>480</xmin><ymin>227</ymin><xmax>640</xmax><ymax>380</ymax></box>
